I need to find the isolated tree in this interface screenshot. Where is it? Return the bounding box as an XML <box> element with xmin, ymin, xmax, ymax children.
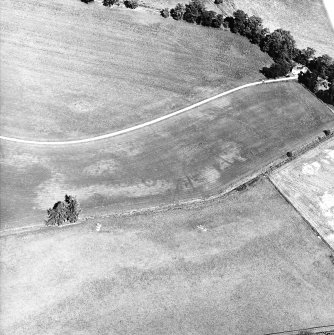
<box><xmin>170</xmin><ymin>3</ymin><xmax>185</xmax><ymax>20</ymax></box>
<box><xmin>46</xmin><ymin>195</ymin><xmax>81</xmax><ymax>226</ymax></box>
<box><xmin>124</xmin><ymin>0</ymin><xmax>138</xmax><ymax>9</ymax></box>
<box><xmin>81</xmin><ymin>0</ymin><xmax>94</xmax><ymax>3</ymax></box>
<box><xmin>46</xmin><ymin>201</ymin><xmax>67</xmax><ymax>226</ymax></box>
<box><xmin>214</xmin><ymin>0</ymin><xmax>223</xmax><ymax>3</ymax></box>
<box><xmin>64</xmin><ymin>195</ymin><xmax>81</xmax><ymax>223</ymax></box>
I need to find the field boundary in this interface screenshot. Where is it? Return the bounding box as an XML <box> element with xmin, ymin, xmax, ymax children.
<box><xmin>1</xmin><ymin>130</ymin><xmax>333</xmax><ymax>237</ymax></box>
<box><xmin>0</xmin><ymin>77</ymin><xmax>297</xmax><ymax>145</ymax></box>
<box><xmin>264</xmin><ymin>324</ymin><xmax>334</xmax><ymax>335</ymax></box>
<box><xmin>299</xmin><ymin>82</ymin><xmax>334</xmax><ymax>116</ymax></box>
<box><xmin>268</xmin><ymin>177</ymin><xmax>334</xmax><ymax>253</ymax></box>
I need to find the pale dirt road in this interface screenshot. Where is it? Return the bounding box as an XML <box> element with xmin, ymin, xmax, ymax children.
<box><xmin>0</xmin><ymin>77</ymin><xmax>297</xmax><ymax>146</ymax></box>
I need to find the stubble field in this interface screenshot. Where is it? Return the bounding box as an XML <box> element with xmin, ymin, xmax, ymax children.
<box><xmin>143</xmin><ymin>0</ymin><xmax>334</xmax><ymax>57</ymax></box>
<box><xmin>1</xmin><ymin>81</ymin><xmax>334</xmax><ymax>230</ymax></box>
<box><xmin>1</xmin><ymin>178</ymin><xmax>334</xmax><ymax>335</ymax></box>
<box><xmin>270</xmin><ymin>138</ymin><xmax>334</xmax><ymax>249</ymax></box>
<box><xmin>0</xmin><ymin>0</ymin><xmax>272</xmax><ymax>140</ymax></box>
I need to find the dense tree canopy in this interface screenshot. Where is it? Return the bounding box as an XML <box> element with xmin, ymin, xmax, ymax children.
<box><xmin>293</xmin><ymin>47</ymin><xmax>316</xmax><ymax>65</ymax></box>
<box><xmin>183</xmin><ymin>0</ymin><xmax>205</xmax><ymax>24</ymax></box>
<box><xmin>261</xmin><ymin>29</ymin><xmax>296</xmax><ymax>62</ymax></box>
<box><xmin>124</xmin><ymin>0</ymin><xmax>138</xmax><ymax>9</ymax></box>
<box><xmin>308</xmin><ymin>54</ymin><xmax>333</xmax><ymax>78</ymax></box>
<box><xmin>262</xmin><ymin>60</ymin><xmax>291</xmax><ymax>79</ymax></box>
<box><xmin>317</xmin><ymin>83</ymin><xmax>334</xmax><ymax>105</ymax></box>
<box><xmin>246</xmin><ymin>16</ymin><xmax>265</xmax><ymax>44</ymax></box>
<box><xmin>170</xmin><ymin>3</ymin><xmax>186</xmax><ymax>20</ymax></box>
<box><xmin>231</xmin><ymin>10</ymin><xmax>248</xmax><ymax>35</ymax></box>
<box><xmin>102</xmin><ymin>0</ymin><xmax>119</xmax><ymax>6</ymax></box>
<box><xmin>170</xmin><ymin>1</ymin><xmax>222</xmax><ymax>28</ymax></box>
<box><xmin>46</xmin><ymin>195</ymin><xmax>81</xmax><ymax>226</ymax></box>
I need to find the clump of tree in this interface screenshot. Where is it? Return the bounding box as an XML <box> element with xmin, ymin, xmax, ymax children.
<box><xmin>202</xmin><ymin>11</ymin><xmax>223</xmax><ymax>28</ymax></box>
<box><xmin>170</xmin><ymin>3</ymin><xmax>186</xmax><ymax>20</ymax></box>
<box><xmin>81</xmin><ymin>0</ymin><xmax>94</xmax><ymax>3</ymax></box>
<box><xmin>103</xmin><ymin>0</ymin><xmax>119</xmax><ymax>6</ymax></box>
<box><xmin>183</xmin><ymin>0</ymin><xmax>205</xmax><ymax>24</ymax></box>
<box><xmin>46</xmin><ymin>195</ymin><xmax>81</xmax><ymax>226</ymax></box>
<box><xmin>261</xmin><ymin>29</ymin><xmax>296</xmax><ymax>63</ymax></box>
<box><xmin>298</xmin><ymin>53</ymin><xmax>334</xmax><ymax>106</ymax></box>
<box><xmin>316</xmin><ymin>83</ymin><xmax>334</xmax><ymax>105</ymax></box>
<box><xmin>124</xmin><ymin>0</ymin><xmax>138</xmax><ymax>9</ymax></box>
<box><xmin>224</xmin><ymin>10</ymin><xmax>268</xmax><ymax>45</ymax></box>
<box><xmin>170</xmin><ymin>0</ymin><xmax>223</xmax><ymax>28</ymax></box>
<box><xmin>293</xmin><ymin>47</ymin><xmax>315</xmax><ymax>65</ymax></box>
<box><xmin>160</xmin><ymin>8</ymin><xmax>170</xmax><ymax>18</ymax></box>
<box><xmin>261</xmin><ymin>60</ymin><xmax>291</xmax><ymax>79</ymax></box>
<box><xmin>298</xmin><ymin>70</ymin><xmax>318</xmax><ymax>92</ymax></box>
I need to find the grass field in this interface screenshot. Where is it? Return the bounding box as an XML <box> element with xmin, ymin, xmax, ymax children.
<box><xmin>1</xmin><ymin>178</ymin><xmax>334</xmax><ymax>335</ymax></box>
<box><xmin>270</xmin><ymin>138</ymin><xmax>334</xmax><ymax>249</ymax></box>
<box><xmin>143</xmin><ymin>0</ymin><xmax>334</xmax><ymax>57</ymax></box>
<box><xmin>0</xmin><ymin>0</ymin><xmax>272</xmax><ymax>141</ymax></box>
<box><xmin>1</xmin><ymin>81</ymin><xmax>334</xmax><ymax>230</ymax></box>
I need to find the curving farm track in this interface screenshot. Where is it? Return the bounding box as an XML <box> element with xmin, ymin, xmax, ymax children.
<box><xmin>0</xmin><ymin>77</ymin><xmax>297</xmax><ymax>145</ymax></box>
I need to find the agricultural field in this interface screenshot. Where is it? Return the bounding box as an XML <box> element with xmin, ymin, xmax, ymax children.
<box><xmin>143</xmin><ymin>0</ymin><xmax>334</xmax><ymax>57</ymax></box>
<box><xmin>1</xmin><ymin>178</ymin><xmax>334</xmax><ymax>335</ymax></box>
<box><xmin>270</xmin><ymin>138</ymin><xmax>334</xmax><ymax>249</ymax></box>
<box><xmin>1</xmin><ymin>81</ymin><xmax>334</xmax><ymax>230</ymax></box>
<box><xmin>0</xmin><ymin>0</ymin><xmax>272</xmax><ymax>141</ymax></box>
<box><xmin>226</xmin><ymin>0</ymin><xmax>334</xmax><ymax>57</ymax></box>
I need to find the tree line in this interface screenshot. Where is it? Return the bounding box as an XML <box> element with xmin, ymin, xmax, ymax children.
<box><xmin>164</xmin><ymin>1</ymin><xmax>224</xmax><ymax>29</ymax></box>
<box><xmin>79</xmin><ymin>0</ymin><xmax>333</xmax><ymax>105</ymax></box>
<box><xmin>165</xmin><ymin>1</ymin><xmax>334</xmax><ymax>105</ymax></box>
<box><xmin>81</xmin><ymin>0</ymin><xmax>139</xmax><ymax>9</ymax></box>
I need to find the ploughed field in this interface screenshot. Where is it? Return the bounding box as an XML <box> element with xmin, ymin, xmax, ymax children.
<box><xmin>1</xmin><ymin>178</ymin><xmax>334</xmax><ymax>335</ymax></box>
<box><xmin>0</xmin><ymin>0</ymin><xmax>272</xmax><ymax>141</ymax></box>
<box><xmin>271</xmin><ymin>138</ymin><xmax>334</xmax><ymax>249</ymax></box>
<box><xmin>1</xmin><ymin>81</ymin><xmax>334</xmax><ymax>230</ymax></box>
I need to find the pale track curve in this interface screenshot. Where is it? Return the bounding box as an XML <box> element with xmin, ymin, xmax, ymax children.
<box><xmin>0</xmin><ymin>77</ymin><xmax>297</xmax><ymax>146</ymax></box>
